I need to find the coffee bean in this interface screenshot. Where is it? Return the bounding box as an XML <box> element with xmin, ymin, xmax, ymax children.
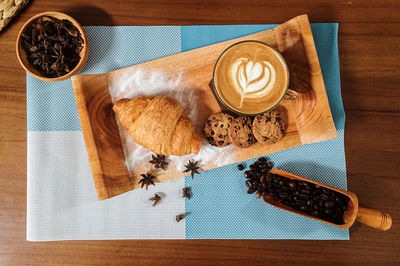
<box><xmin>310</xmin><ymin>210</ymin><xmax>319</xmax><ymax>216</ymax></box>
<box><xmin>299</xmin><ymin>193</ymin><xmax>309</xmax><ymax>200</ymax></box>
<box><xmin>244</xmin><ymin>171</ymin><xmax>251</xmax><ymax>178</ymax></box>
<box><xmin>258</xmin><ymin>157</ymin><xmax>267</xmax><ymax>163</ymax></box>
<box><xmin>324</xmin><ymin>201</ymin><xmax>335</xmax><ymax>208</ymax></box>
<box><xmin>320</xmin><ymin>193</ymin><xmax>330</xmax><ymax>201</ymax></box>
<box><xmin>251</xmin><ymin>179</ymin><xmax>259</xmax><ymax>188</ymax></box>
<box><xmin>247</xmin><ymin>188</ymin><xmax>256</xmax><ymax>194</ymax></box>
<box><xmin>279</xmin><ymin>192</ymin><xmax>289</xmax><ymax>199</ymax></box>
<box><xmin>262</xmin><ymin>182</ymin><xmax>267</xmax><ymax>190</ymax></box>
<box><xmin>250</xmin><ymin>170</ymin><xmax>258</xmax><ymax>176</ymax></box>
<box><xmin>301</xmin><ymin>189</ymin><xmax>310</xmax><ymax>195</ymax></box>
<box><xmin>278</xmin><ymin>180</ymin><xmax>285</xmax><ymax>186</ymax></box>
<box><xmin>257</xmin><ymin>184</ymin><xmax>263</xmax><ymax>194</ymax></box>
<box><xmin>280</xmin><ymin>186</ymin><xmax>289</xmax><ymax>192</ymax></box>
<box><xmin>297</xmin><ymin>200</ymin><xmax>306</xmax><ymax>205</ymax></box>
<box><xmin>237</xmin><ymin>164</ymin><xmax>245</xmax><ymax>170</ymax></box>
<box><xmin>288</xmin><ymin>181</ymin><xmax>296</xmax><ymax>188</ymax></box>
<box><xmin>249</xmin><ymin>164</ymin><xmax>257</xmax><ymax>170</ymax></box>
<box><xmin>267</xmin><ymin>162</ymin><xmax>273</xmax><ymax>168</ymax></box>
<box><xmin>261</xmin><ymin>168</ymin><xmax>268</xmax><ymax>174</ymax></box>
<box><xmin>333</xmin><ymin>206</ymin><xmax>341</xmax><ymax>214</ymax></box>
<box><xmin>325</xmin><ymin>209</ymin><xmax>333</xmax><ymax>216</ymax></box>
<box><xmin>245</xmin><ymin>180</ymin><xmax>252</xmax><ymax>188</ymax></box>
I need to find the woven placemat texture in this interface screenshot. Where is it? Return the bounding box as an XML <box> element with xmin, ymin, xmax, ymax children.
<box><xmin>0</xmin><ymin>0</ymin><xmax>30</xmax><ymax>32</ymax></box>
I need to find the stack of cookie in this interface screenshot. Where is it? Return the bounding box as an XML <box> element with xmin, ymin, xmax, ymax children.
<box><xmin>203</xmin><ymin>110</ymin><xmax>285</xmax><ymax>149</ymax></box>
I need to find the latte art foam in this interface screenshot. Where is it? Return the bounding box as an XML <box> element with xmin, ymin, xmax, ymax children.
<box><xmin>213</xmin><ymin>41</ymin><xmax>289</xmax><ymax>115</ymax></box>
<box><xmin>230</xmin><ymin>58</ymin><xmax>277</xmax><ymax>108</ymax></box>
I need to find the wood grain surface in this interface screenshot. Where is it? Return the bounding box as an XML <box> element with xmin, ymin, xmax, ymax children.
<box><xmin>0</xmin><ymin>0</ymin><xmax>399</xmax><ymax>264</ymax></box>
<box><xmin>72</xmin><ymin>14</ymin><xmax>338</xmax><ymax>200</ymax></box>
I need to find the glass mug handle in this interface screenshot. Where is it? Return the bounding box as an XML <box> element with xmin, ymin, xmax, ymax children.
<box><xmin>284</xmin><ymin>89</ymin><xmax>298</xmax><ymax>100</ymax></box>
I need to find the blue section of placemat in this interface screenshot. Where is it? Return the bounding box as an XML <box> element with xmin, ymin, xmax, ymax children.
<box><xmin>27</xmin><ymin>26</ymin><xmax>181</xmax><ymax>131</ymax></box>
<box><xmin>26</xmin><ymin>23</ymin><xmax>348</xmax><ymax>239</ymax></box>
<box><xmin>180</xmin><ymin>24</ymin><xmax>277</xmax><ymax>51</ymax></box>
<box><xmin>183</xmin><ymin>23</ymin><xmax>348</xmax><ymax>239</ymax></box>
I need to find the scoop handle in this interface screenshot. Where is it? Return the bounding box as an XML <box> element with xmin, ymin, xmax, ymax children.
<box><xmin>356</xmin><ymin>207</ymin><xmax>392</xmax><ymax>231</ymax></box>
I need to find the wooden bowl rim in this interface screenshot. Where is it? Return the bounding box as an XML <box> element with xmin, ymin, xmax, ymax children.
<box><xmin>263</xmin><ymin>168</ymin><xmax>359</xmax><ymax>229</ymax></box>
<box><xmin>16</xmin><ymin>11</ymin><xmax>89</xmax><ymax>82</ymax></box>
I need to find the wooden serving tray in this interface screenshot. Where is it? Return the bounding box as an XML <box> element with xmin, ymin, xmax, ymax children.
<box><xmin>72</xmin><ymin>15</ymin><xmax>337</xmax><ymax>201</ymax></box>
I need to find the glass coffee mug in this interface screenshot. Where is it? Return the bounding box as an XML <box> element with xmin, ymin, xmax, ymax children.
<box><xmin>212</xmin><ymin>40</ymin><xmax>297</xmax><ymax>116</ymax></box>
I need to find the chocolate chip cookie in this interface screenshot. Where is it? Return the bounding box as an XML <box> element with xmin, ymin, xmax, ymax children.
<box><xmin>252</xmin><ymin>110</ymin><xmax>284</xmax><ymax>144</ymax></box>
<box><xmin>228</xmin><ymin>116</ymin><xmax>257</xmax><ymax>148</ymax></box>
<box><xmin>203</xmin><ymin>112</ymin><xmax>234</xmax><ymax>147</ymax></box>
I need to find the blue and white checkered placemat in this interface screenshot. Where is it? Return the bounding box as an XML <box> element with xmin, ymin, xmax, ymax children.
<box><xmin>27</xmin><ymin>23</ymin><xmax>347</xmax><ymax>241</ymax></box>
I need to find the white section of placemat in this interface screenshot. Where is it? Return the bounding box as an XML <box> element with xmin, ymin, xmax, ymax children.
<box><xmin>27</xmin><ymin>131</ymin><xmax>185</xmax><ymax>241</ymax></box>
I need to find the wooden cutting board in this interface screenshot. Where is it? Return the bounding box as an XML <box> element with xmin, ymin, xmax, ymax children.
<box><xmin>71</xmin><ymin>14</ymin><xmax>337</xmax><ymax>201</ymax></box>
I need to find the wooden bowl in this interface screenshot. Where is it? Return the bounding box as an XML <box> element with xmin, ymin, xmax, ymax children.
<box><xmin>16</xmin><ymin>11</ymin><xmax>89</xmax><ymax>82</ymax></box>
<box><xmin>263</xmin><ymin>169</ymin><xmax>392</xmax><ymax>231</ymax></box>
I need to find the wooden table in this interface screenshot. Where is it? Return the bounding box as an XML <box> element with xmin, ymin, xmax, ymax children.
<box><xmin>0</xmin><ymin>0</ymin><xmax>399</xmax><ymax>264</ymax></box>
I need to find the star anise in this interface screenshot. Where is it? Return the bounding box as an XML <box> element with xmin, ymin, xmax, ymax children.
<box><xmin>21</xmin><ymin>16</ymin><xmax>83</xmax><ymax>78</ymax></box>
<box><xmin>149</xmin><ymin>193</ymin><xmax>161</xmax><ymax>207</ymax></box>
<box><xmin>149</xmin><ymin>154</ymin><xmax>169</xmax><ymax>170</ymax></box>
<box><xmin>176</xmin><ymin>213</ymin><xmax>186</xmax><ymax>222</ymax></box>
<box><xmin>138</xmin><ymin>173</ymin><xmax>156</xmax><ymax>190</ymax></box>
<box><xmin>183</xmin><ymin>160</ymin><xmax>201</xmax><ymax>179</ymax></box>
<box><xmin>182</xmin><ymin>187</ymin><xmax>191</xmax><ymax>200</ymax></box>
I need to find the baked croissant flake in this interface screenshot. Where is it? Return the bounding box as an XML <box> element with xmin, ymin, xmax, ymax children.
<box><xmin>113</xmin><ymin>96</ymin><xmax>201</xmax><ymax>156</ymax></box>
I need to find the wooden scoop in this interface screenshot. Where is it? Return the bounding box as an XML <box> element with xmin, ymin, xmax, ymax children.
<box><xmin>263</xmin><ymin>169</ymin><xmax>392</xmax><ymax>231</ymax></box>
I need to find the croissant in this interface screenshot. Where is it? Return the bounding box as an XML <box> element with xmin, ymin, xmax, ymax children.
<box><xmin>113</xmin><ymin>96</ymin><xmax>202</xmax><ymax>156</ymax></box>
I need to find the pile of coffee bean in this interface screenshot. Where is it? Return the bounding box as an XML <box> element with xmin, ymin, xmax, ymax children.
<box><xmin>242</xmin><ymin>157</ymin><xmax>350</xmax><ymax>224</ymax></box>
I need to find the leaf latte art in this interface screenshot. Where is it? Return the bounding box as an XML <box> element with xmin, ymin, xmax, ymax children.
<box><xmin>230</xmin><ymin>58</ymin><xmax>276</xmax><ymax>108</ymax></box>
<box><xmin>213</xmin><ymin>41</ymin><xmax>289</xmax><ymax>115</ymax></box>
